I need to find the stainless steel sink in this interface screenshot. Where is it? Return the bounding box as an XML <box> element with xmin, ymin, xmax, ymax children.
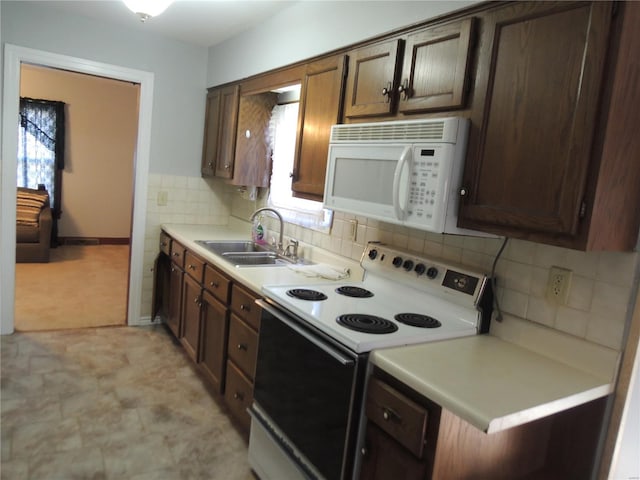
<box><xmin>195</xmin><ymin>240</ymin><xmax>310</xmax><ymax>267</ymax></box>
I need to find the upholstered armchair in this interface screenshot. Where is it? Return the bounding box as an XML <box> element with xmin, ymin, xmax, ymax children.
<box><xmin>16</xmin><ymin>187</ymin><xmax>52</xmax><ymax>263</ymax></box>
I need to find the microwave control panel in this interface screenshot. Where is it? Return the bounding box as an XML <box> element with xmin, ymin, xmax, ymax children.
<box><xmin>406</xmin><ymin>146</ymin><xmax>449</xmax><ymax>228</ymax></box>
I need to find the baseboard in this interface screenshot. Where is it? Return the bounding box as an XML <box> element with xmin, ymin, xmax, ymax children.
<box><xmin>60</xmin><ymin>237</ymin><xmax>130</xmax><ymax>245</ymax></box>
<box><xmin>132</xmin><ymin>315</ymin><xmax>162</xmax><ymax>327</ymax></box>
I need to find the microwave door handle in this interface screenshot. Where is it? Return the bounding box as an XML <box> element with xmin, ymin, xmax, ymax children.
<box><xmin>393</xmin><ymin>146</ymin><xmax>412</xmax><ymax>220</ymax></box>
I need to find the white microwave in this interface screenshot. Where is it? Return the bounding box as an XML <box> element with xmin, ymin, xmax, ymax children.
<box><xmin>323</xmin><ymin>117</ymin><xmax>485</xmax><ymax>236</ymax></box>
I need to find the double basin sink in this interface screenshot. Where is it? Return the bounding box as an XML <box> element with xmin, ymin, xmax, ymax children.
<box><xmin>195</xmin><ymin>240</ymin><xmax>311</xmax><ymax>268</ymax></box>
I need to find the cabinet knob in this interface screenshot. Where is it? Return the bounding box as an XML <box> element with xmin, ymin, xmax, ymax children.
<box><xmin>361</xmin><ymin>447</ymin><xmax>367</xmax><ymax>457</ymax></box>
<box><xmin>188</xmin><ymin>264</ymin><xmax>196</xmax><ymax>270</ymax></box>
<box><xmin>208</xmin><ymin>161</ymin><xmax>213</xmax><ymax>167</ymax></box>
<box><xmin>240</xmin><ymin>304</ymin><xmax>250</xmax><ymax>312</ymax></box>
<box><xmin>224</xmin><ymin>163</ymin><xmax>231</xmax><ymax>170</ymax></box>
<box><xmin>383</xmin><ymin>410</ymin><xmax>389</xmax><ymax>420</ymax></box>
<box><xmin>397</xmin><ymin>79</ymin><xmax>410</xmax><ymax>100</ymax></box>
<box><xmin>233</xmin><ymin>392</ymin><xmax>244</xmax><ymax>401</ymax></box>
<box><xmin>381</xmin><ymin>82</ymin><xmax>392</xmax><ymax>102</ymax></box>
<box><xmin>172</xmin><ymin>252</ymin><xmax>180</xmax><ymax>257</ymax></box>
<box><xmin>210</xmin><ymin>281</ymin><xmax>219</xmax><ymax>288</ymax></box>
<box><xmin>460</xmin><ymin>187</ymin><xmax>468</xmax><ymax>197</ymax></box>
<box><xmin>237</xmin><ymin>343</ymin><xmax>248</xmax><ymax>351</ymax></box>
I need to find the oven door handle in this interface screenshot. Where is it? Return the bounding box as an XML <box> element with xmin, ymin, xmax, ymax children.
<box><xmin>257</xmin><ymin>299</ymin><xmax>356</xmax><ymax>367</ymax></box>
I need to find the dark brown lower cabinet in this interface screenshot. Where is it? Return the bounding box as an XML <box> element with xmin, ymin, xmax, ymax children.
<box><xmin>360</xmin><ymin>423</ymin><xmax>429</xmax><ymax>480</ymax></box>
<box><xmin>224</xmin><ymin>360</ymin><xmax>253</xmax><ymax>430</ymax></box>
<box><xmin>166</xmin><ymin>263</ymin><xmax>183</xmax><ymax>338</ymax></box>
<box><xmin>180</xmin><ymin>274</ymin><xmax>202</xmax><ymax>362</ymax></box>
<box><xmin>199</xmin><ymin>290</ymin><xmax>229</xmax><ymax>393</ymax></box>
<box><xmin>362</xmin><ymin>369</ymin><xmax>608</xmax><ymax>480</ymax></box>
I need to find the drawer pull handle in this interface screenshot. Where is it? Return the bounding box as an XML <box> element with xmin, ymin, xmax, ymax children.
<box><xmin>240</xmin><ymin>304</ymin><xmax>250</xmax><ymax>312</ymax></box>
<box><xmin>233</xmin><ymin>392</ymin><xmax>244</xmax><ymax>401</ymax></box>
<box><xmin>382</xmin><ymin>407</ymin><xmax>401</xmax><ymax>423</ymax></box>
<box><xmin>188</xmin><ymin>264</ymin><xmax>196</xmax><ymax>270</ymax></box>
<box><xmin>210</xmin><ymin>281</ymin><xmax>219</xmax><ymax>288</ymax></box>
<box><xmin>172</xmin><ymin>252</ymin><xmax>180</xmax><ymax>257</ymax></box>
<box><xmin>237</xmin><ymin>343</ymin><xmax>248</xmax><ymax>351</ymax></box>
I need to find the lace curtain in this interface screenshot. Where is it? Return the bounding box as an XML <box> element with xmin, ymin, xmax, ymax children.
<box><xmin>17</xmin><ymin>97</ymin><xmax>66</xmax><ymax>244</ymax></box>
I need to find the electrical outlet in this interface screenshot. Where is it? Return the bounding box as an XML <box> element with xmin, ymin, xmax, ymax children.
<box><xmin>546</xmin><ymin>266</ymin><xmax>572</xmax><ymax>305</ymax></box>
<box><xmin>157</xmin><ymin>191</ymin><xmax>168</xmax><ymax>206</ymax></box>
<box><xmin>348</xmin><ymin>219</ymin><xmax>358</xmax><ymax>241</ymax></box>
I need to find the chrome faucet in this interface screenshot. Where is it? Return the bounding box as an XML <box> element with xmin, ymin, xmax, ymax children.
<box><xmin>250</xmin><ymin>207</ymin><xmax>284</xmax><ymax>252</ymax></box>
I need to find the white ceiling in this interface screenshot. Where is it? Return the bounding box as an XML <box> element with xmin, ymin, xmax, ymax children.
<box><xmin>33</xmin><ymin>0</ymin><xmax>297</xmax><ymax>47</ymax></box>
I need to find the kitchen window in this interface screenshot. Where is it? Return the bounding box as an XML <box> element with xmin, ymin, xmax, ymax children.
<box><xmin>267</xmin><ymin>95</ymin><xmax>332</xmax><ymax>233</ymax></box>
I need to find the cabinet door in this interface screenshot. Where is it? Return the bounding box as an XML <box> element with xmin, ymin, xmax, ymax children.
<box><xmin>231</xmin><ymin>92</ymin><xmax>278</xmax><ymax>187</ymax></box>
<box><xmin>360</xmin><ymin>423</ymin><xmax>429</xmax><ymax>480</ymax></box>
<box><xmin>180</xmin><ymin>273</ymin><xmax>202</xmax><ymax>362</ymax></box>
<box><xmin>199</xmin><ymin>290</ymin><xmax>228</xmax><ymax>393</ymax></box>
<box><xmin>459</xmin><ymin>1</ymin><xmax>613</xmax><ymax>238</ymax></box>
<box><xmin>201</xmin><ymin>85</ymin><xmax>239</xmax><ymax>179</ymax></box>
<box><xmin>398</xmin><ymin>18</ymin><xmax>474</xmax><ymax>113</ymax></box>
<box><xmin>344</xmin><ymin>39</ymin><xmax>402</xmax><ymax>118</ymax></box>
<box><xmin>292</xmin><ymin>55</ymin><xmax>346</xmax><ymax>200</ymax></box>
<box><xmin>201</xmin><ymin>89</ymin><xmax>220</xmax><ymax>177</ymax></box>
<box><xmin>227</xmin><ymin>314</ymin><xmax>259</xmax><ymax>381</ymax></box>
<box><xmin>166</xmin><ymin>263</ymin><xmax>183</xmax><ymax>338</ymax></box>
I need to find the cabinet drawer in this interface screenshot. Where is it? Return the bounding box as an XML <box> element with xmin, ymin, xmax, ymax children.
<box><xmin>184</xmin><ymin>251</ymin><xmax>205</xmax><ymax>283</ymax></box>
<box><xmin>230</xmin><ymin>285</ymin><xmax>261</xmax><ymax>331</ymax></box>
<box><xmin>228</xmin><ymin>314</ymin><xmax>258</xmax><ymax>381</ymax></box>
<box><xmin>365</xmin><ymin>377</ymin><xmax>428</xmax><ymax>458</ymax></box>
<box><xmin>170</xmin><ymin>240</ymin><xmax>186</xmax><ymax>268</ymax></box>
<box><xmin>204</xmin><ymin>264</ymin><xmax>231</xmax><ymax>304</ymax></box>
<box><xmin>224</xmin><ymin>360</ymin><xmax>253</xmax><ymax>430</ymax></box>
<box><xmin>159</xmin><ymin>232</ymin><xmax>171</xmax><ymax>255</ymax></box>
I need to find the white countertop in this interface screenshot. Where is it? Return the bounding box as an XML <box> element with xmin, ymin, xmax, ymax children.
<box><xmin>371</xmin><ymin>334</ymin><xmax>616</xmax><ymax>433</ymax></box>
<box><xmin>161</xmin><ymin>220</ymin><xmax>364</xmax><ymax>294</ymax></box>
<box><xmin>161</xmin><ymin>220</ymin><xmax>618</xmax><ymax>435</ymax></box>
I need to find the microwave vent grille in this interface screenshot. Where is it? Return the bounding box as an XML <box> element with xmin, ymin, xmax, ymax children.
<box><xmin>331</xmin><ymin>120</ymin><xmax>450</xmax><ymax>143</ymax></box>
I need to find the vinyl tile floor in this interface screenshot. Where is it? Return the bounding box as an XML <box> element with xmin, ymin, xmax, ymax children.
<box><xmin>0</xmin><ymin>325</ymin><xmax>255</xmax><ymax>480</ymax></box>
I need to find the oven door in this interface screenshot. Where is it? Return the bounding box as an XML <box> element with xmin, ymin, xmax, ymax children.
<box><xmin>251</xmin><ymin>299</ymin><xmax>366</xmax><ymax>480</ymax></box>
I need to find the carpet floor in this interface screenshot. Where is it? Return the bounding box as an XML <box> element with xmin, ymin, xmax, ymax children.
<box><xmin>14</xmin><ymin>245</ymin><xmax>129</xmax><ymax>331</ymax></box>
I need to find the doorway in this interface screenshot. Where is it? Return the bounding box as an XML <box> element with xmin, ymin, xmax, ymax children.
<box><xmin>1</xmin><ymin>45</ymin><xmax>154</xmax><ymax>335</ymax></box>
<box><xmin>14</xmin><ymin>64</ymin><xmax>139</xmax><ymax>331</ymax></box>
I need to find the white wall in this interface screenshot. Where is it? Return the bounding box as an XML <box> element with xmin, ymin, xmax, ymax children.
<box><xmin>207</xmin><ymin>0</ymin><xmax>479</xmax><ymax>86</ymax></box>
<box><xmin>1</xmin><ymin>0</ymin><xmax>208</xmax><ymax>177</ymax></box>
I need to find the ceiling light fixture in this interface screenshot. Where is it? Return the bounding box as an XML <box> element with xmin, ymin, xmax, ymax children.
<box><xmin>123</xmin><ymin>0</ymin><xmax>173</xmax><ymax>23</ymax></box>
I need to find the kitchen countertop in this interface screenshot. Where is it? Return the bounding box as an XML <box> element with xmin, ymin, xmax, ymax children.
<box><xmin>161</xmin><ymin>219</ymin><xmax>364</xmax><ymax>294</ymax></box>
<box><xmin>371</xmin><ymin>333</ymin><xmax>616</xmax><ymax>434</ymax></box>
<box><xmin>161</xmin><ymin>220</ymin><xmax>619</xmax><ymax>435</ymax></box>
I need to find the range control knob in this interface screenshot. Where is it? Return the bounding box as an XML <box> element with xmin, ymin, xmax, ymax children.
<box><xmin>426</xmin><ymin>267</ymin><xmax>439</xmax><ymax>279</ymax></box>
<box><xmin>403</xmin><ymin>260</ymin><xmax>414</xmax><ymax>271</ymax></box>
<box><xmin>368</xmin><ymin>249</ymin><xmax>378</xmax><ymax>260</ymax></box>
<box><xmin>414</xmin><ymin>263</ymin><xmax>426</xmax><ymax>275</ymax></box>
<box><xmin>392</xmin><ymin>256</ymin><xmax>403</xmax><ymax>268</ymax></box>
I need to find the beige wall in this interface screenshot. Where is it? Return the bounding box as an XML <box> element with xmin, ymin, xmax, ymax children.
<box><xmin>20</xmin><ymin>64</ymin><xmax>139</xmax><ymax>239</ymax></box>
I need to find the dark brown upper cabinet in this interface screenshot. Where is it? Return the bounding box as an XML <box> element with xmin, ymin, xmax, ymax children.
<box><xmin>201</xmin><ymin>84</ymin><xmax>239</xmax><ymax>179</ymax></box>
<box><xmin>344</xmin><ymin>18</ymin><xmax>475</xmax><ymax>119</ymax></box>
<box><xmin>398</xmin><ymin>18</ymin><xmax>474</xmax><ymax>113</ymax></box>
<box><xmin>459</xmin><ymin>1</ymin><xmax>640</xmax><ymax>251</ymax></box>
<box><xmin>292</xmin><ymin>54</ymin><xmax>347</xmax><ymax>200</ymax></box>
<box><xmin>344</xmin><ymin>39</ymin><xmax>402</xmax><ymax>118</ymax></box>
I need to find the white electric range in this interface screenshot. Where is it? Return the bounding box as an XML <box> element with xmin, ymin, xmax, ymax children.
<box><xmin>261</xmin><ymin>242</ymin><xmax>492</xmax><ymax>353</ymax></box>
<box><xmin>249</xmin><ymin>242</ymin><xmax>493</xmax><ymax>480</ymax></box>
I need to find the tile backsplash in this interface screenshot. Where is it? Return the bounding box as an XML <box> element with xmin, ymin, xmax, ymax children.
<box><xmin>142</xmin><ymin>175</ymin><xmax>639</xmax><ymax>352</ymax></box>
<box><xmin>229</xmin><ymin>186</ymin><xmax>639</xmax><ymax>352</ymax></box>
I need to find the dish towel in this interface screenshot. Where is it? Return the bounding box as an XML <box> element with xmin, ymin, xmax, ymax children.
<box><xmin>287</xmin><ymin>263</ymin><xmax>350</xmax><ymax>280</ymax></box>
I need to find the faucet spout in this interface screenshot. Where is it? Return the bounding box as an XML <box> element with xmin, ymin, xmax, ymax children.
<box><xmin>250</xmin><ymin>207</ymin><xmax>284</xmax><ymax>252</ymax></box>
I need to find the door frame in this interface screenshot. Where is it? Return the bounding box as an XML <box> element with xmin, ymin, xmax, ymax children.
<box><xmin>1</xmin><ymin>44</ymin><xmax>154</xmax><ymax>334</ymax></box>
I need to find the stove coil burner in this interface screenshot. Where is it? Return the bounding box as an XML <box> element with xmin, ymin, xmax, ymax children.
<box><xmin>286</xmin><ymin>289</ymin><xmax>328</xmax><ymax>301</ymax></box>
<box><xmin>336</xmin><ymin>314</ymin><xmax>398</xmax><ymax>334</ymax></box>
<box><xmin>395</xmin><ymin>313</ymin><xmax>442</xmax><ymax>328</ymax></box>
<box><xmin>335</xmin><ymin>286</ymin><xmax>374</xmax><ymax>298</ymax></box>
